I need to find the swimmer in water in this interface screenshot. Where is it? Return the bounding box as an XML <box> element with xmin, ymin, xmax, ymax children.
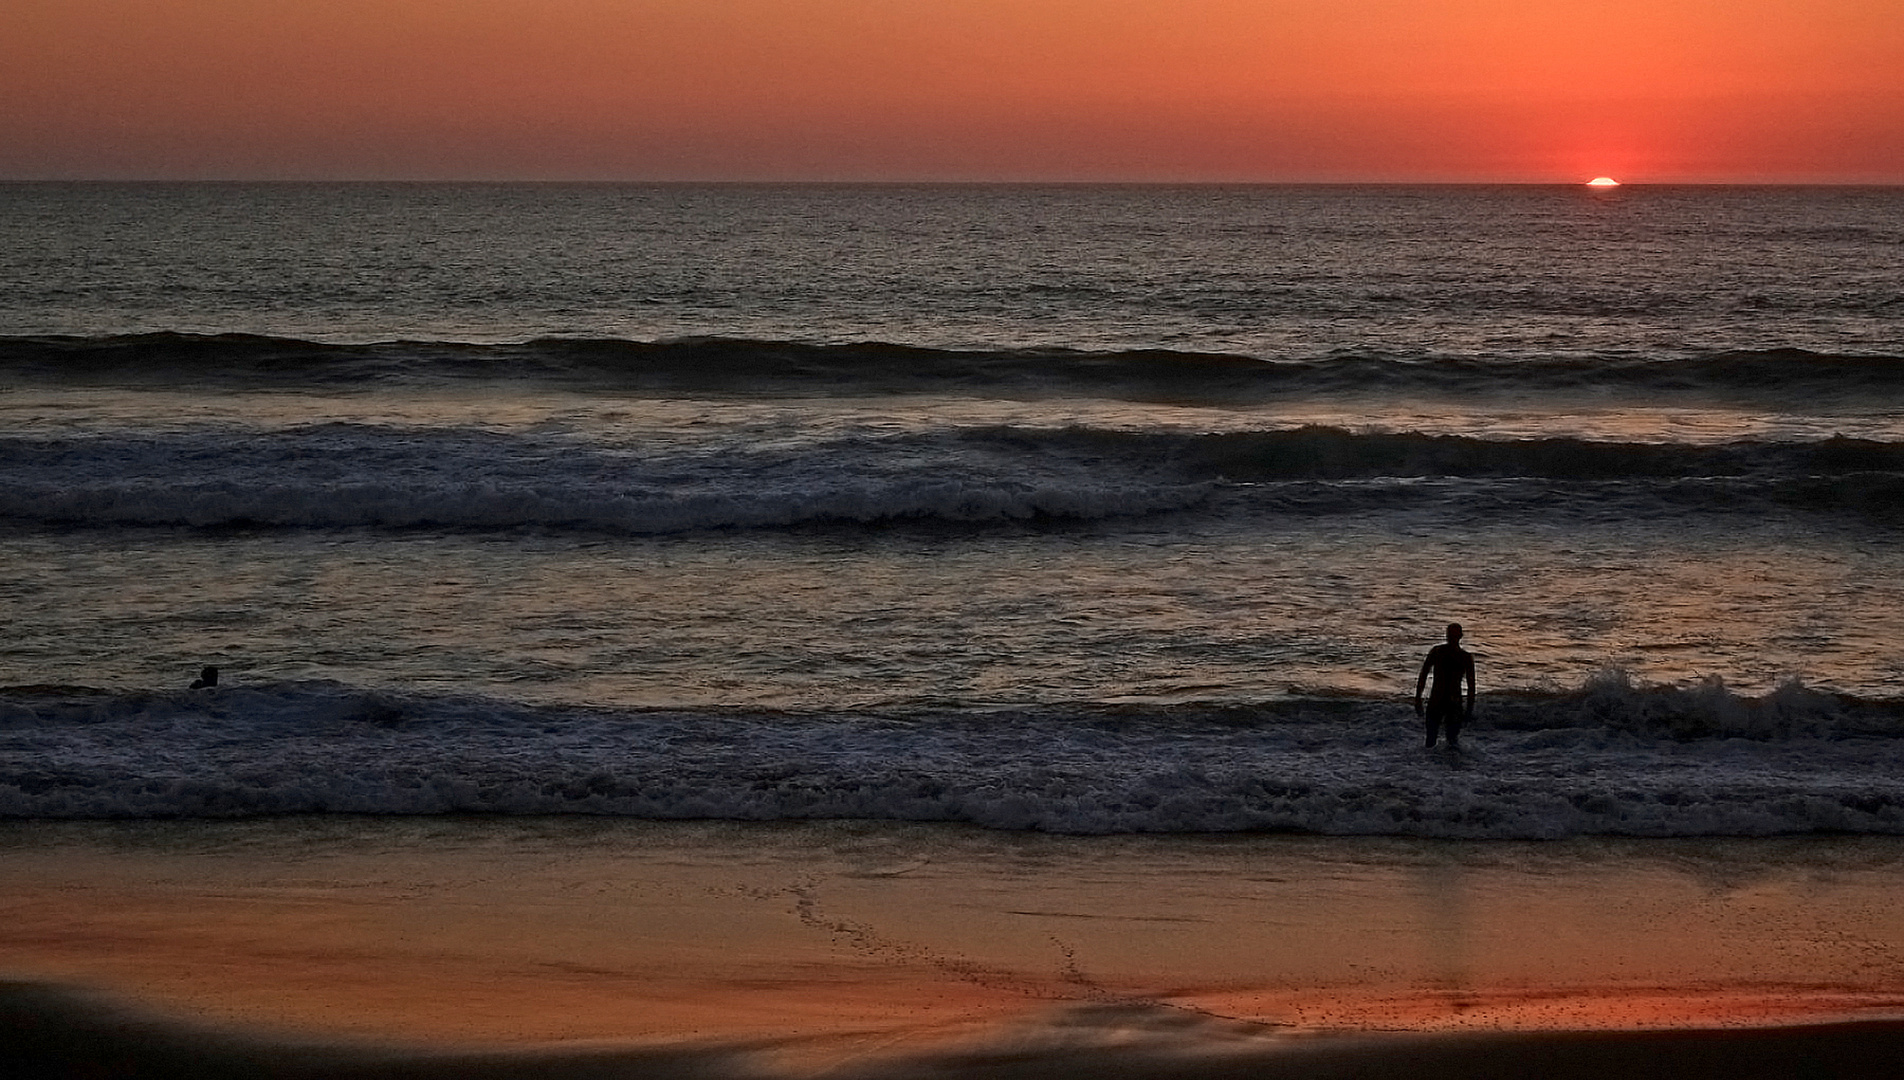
<box><xmin>1414</xmin><ymin>624</ymin><xmax>1474</xmax><ymax>748</ymax></box>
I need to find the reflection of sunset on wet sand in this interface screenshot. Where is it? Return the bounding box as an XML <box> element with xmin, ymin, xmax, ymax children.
<box><xmin>4</xmin><ymin>822</ymin><xmax>1902</xmax><ymax>1058</ymax></box>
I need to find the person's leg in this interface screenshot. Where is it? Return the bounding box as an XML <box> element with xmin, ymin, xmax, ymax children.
<box><xmin>1424</xmin><ymin>702</ymin><xmax>1442</xmax><ymax>747</ymax></box>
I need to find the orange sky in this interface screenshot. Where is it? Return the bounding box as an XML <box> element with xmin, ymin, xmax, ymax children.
<box><xmin>4</xmin><ymin>0</ymin><xmax>1901</xmax><ymax>181</ymax></box>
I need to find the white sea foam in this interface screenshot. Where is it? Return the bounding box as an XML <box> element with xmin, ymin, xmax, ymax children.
<box><xmin>3</xmin><ymin>681</ymin><xmax>1900</xmax><ymax>837</ymax></box>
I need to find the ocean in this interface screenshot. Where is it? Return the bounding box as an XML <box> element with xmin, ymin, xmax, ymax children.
<box><xmin>2</xmin><ymin>182</ymin><xmax>1903</xmax><ymax>838</ymax></box>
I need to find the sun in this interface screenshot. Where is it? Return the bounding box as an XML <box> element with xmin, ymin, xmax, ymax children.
<box><xmin>1586</xmin><ymin>176</ymin><xmax>1621</xmax><ymax>187</ymax></box>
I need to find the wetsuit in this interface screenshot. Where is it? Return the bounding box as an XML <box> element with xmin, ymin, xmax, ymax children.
<box><xmin>1419</xmin><ymin>642</ymin><xmax>1474</xmax><ymax>747</ymax></box>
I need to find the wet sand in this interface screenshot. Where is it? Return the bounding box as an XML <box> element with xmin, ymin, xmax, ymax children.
<box><xmin>3</xmin><ymin>820</ymin><xmax>1903</xmax><ymax>1074</ymax></box>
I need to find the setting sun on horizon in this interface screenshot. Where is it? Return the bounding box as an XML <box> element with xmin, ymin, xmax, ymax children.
<box><xmin>8</xmin><ymin>5</ymin><xmax>1904</xmax><ymax>1073</ymax></box>
<box><xmin>3</xmin><ymin>0</ymin><xmax>1901</xmax><ymax>181</ymax></box>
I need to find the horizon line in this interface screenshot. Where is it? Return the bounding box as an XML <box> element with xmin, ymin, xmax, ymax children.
<box><xmin>6</xmin><ymin>177</ymin><xmax>1904</xmax><ymax>187</ymax></box>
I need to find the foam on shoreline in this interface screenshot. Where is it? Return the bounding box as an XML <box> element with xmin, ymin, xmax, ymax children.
<box><xmin>6</xmin><ymin>681</ymin><xmax>1903</xmax><ymax>837</ymax></box>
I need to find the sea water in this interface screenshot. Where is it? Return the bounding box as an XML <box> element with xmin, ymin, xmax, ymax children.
<box><xmin>2</xmin><ymin>182</ymin><xmax>1902</xmax><ymax>836</ymax></box>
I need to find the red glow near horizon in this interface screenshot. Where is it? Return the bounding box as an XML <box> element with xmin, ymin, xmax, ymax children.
<box><xmin>2</xmin><ymin>0</ymin><xmax>1900</xmax><ymax>181</ymax></box>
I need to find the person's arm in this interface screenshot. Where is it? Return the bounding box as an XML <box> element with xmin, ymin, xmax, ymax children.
<box><xmin>1462</xmin><ymin>654</ymin><xmax>1476</xmax><ymax>717</ymax></box>
<box><xmin>1415</xmin><ymin>652</ymin><xmax>1433</xmax><ymax>715</ymax></box>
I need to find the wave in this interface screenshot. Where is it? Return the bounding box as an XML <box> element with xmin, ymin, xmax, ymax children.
<box><xmin>0</xmin><ymin>424</ymin><xmax>1215</xmax><ymax>533</ymax></box>
<box><xmin>4</xmin><ymin>677</ymin><xmax>1902</xmax><ymax>837</ymax></box>
<box><xmin>2</xmin><ymin>423</ymin><xmax>1899</xmax><ymax>535</ymax></box>
<box><xmin>974</xmin><ymin>425</ymin><xmax>1904</xmax><ymax>480</ymax></box>
<box><xmin>5</xmin><ymin>333</ymin><xmax>1903</xmax><ymax>402</ymax></box>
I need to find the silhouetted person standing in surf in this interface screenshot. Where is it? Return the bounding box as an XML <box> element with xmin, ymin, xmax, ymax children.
<box><xmin>1415</xmin><ymin>623</ymin><xmax>1474</xmax><ymax>748</ymax></box>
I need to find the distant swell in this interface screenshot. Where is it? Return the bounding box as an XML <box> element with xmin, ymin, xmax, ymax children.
<box><xmin>4</xmin><ymin>333</ymin><xmax>1903</xmax><ymax>402</ymax></box>
<box><xmin>2</xmin><ymin>679</ymin><xmax>1902</xmax><ymax>837</ymax></box>
<box><xmin>0</xmin><ymin>477</ymin><xmax>1208</xmax><ymax>533</ymax></box>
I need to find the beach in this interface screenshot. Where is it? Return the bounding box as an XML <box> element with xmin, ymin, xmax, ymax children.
<box><xmin>4</xmin><ymin>819</ymin><xmax>1904</xmax><ymax>1075</ymax></box>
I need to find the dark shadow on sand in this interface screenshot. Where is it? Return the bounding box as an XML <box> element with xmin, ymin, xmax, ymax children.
<box><xmin>6</xmin><ymin>982</ymin><xmax>1904</xmax><ymax>1080</ymax></box>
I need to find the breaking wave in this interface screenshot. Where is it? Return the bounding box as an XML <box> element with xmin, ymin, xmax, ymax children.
<box><xmin>2</xmin><ymin>422</ymin><xmax>1899</xmax><ymax>535</ymax></box>
<box><xmin>3</xmin><ymin>675</ymin><xmax>1902</xmax><ymax>837</ymax></box>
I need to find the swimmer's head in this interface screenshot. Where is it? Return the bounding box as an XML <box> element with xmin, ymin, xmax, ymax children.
<box><xmin>1446</xmin><ymin>623</ymin><xmax>1463</xmax><ymax>642</ymax></box>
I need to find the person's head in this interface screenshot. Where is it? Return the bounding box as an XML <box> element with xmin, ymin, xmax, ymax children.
<box><xmin>1446</xmin><ymin>623</ymin><xmax>1463</xmax><ymax>643</ymax></box>
<box><xmin>199</xmin><ymin>666</ymin><xmax>218</xmax><ymax>685</ymax></box>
